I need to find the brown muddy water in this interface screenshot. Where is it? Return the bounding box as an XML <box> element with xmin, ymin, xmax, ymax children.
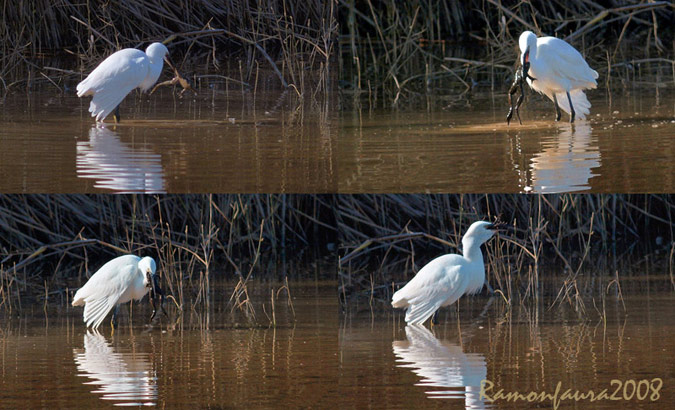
<box><xmin>0</xmin><ymin>85</ymin><xmax>335</xmax><ymax>193</ymax></box>
<box><xmin>340</xmin><ymin>90</ymin><xmax>675</xmax><ymax>193</ymax></box>
<box><xmin>339</xmin><ymin>289</ymin><xmax>674</xmax><ymax>409</ymax></box>
<box><xmin>1</xmin><ymin>282</ymin><xmax>338</xmax><ymax>408</ymax></box>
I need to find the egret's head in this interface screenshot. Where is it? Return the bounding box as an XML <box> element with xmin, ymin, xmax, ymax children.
<box><xmin>463</xmin><ymin>221</ymin><xmax>503</xmax><ymax>246</ymax></box>
<box><xmin>145</xmin><ymin>42</ymin><xmax>169</xmax><ymax>62</ymax></box>
<box><xmin>139</xmin><ymin>256</ymin><xmax>158</xmax><ymax>287</ymax></box>
<box><xmin>518</xmin><ymin>31</ymin><xmax>537</xmax><ymax>79</ymax></box>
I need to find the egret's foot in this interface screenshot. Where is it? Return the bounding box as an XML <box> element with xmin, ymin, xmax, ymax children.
<box><xmin>553</xmin><ymin>95</ymin><xmax>562</xmax><ymax>122</ymax></box>
<box><xmin>431</xmin><ymin>311</ymin><xmax>439</xmax><ymax>326</ymax></box>
<box><xmin>111</xmin><ymin>306</ymin><xmax>119</xmax><ymax>329</ymax></box>
<box><xmin>113</xmin><ymin>106</ymin><xmax>121</xmax><ymax>123</ymax></box>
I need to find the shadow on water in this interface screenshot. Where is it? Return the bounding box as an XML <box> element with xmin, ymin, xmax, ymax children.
<box><xmin>77</xmin><ymin>126</ymin><xmax>165</xmax><ymax>193</ymax></box>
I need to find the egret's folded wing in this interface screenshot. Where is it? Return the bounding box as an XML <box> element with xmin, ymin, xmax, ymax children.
<box><xmin>76</xmin><ymin>49</ymin><xmax>149</xmax><ymax>120</ymax></box>
<box><xmin>83</xmin><ymin>294</ymin><xmax>118</xmax><ymax>329</ymax></box>
<box><xmin>393</xmin><ymin>255</ymin><xmax>470</xmax><ymax>325</ymax></box>
<box><xmin>73</xmin><ymin>255</ymin><xmax>140</xmax><ymax>328</ymax></box>
<box><xmin>89</xmin><ymin>82</ymin><xmax>138</xmax><ymax>121</ymax></box>
<box><xmin>540</xmin><ymin>39</ymin><xmax>598</xmax><ymax>89</ymax></box>
<box><xmin>73</xmin><ymin>256</ymin><xmax>139</xmax><ymax>302</ymax></box>
<box><xmin>405</xmin><ymin>298</ymin><xmax>446</xmax><ymax>325</ymax></box>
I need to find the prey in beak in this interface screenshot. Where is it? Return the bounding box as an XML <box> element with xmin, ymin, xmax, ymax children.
<box><xmin>146</xmin><ymin>271</ymin><xmax>168</xmax><ymax>321</ymax></box>
<box><xmin>150</xmin><ymin>56</ymin><xmax>198</xmax><ymax>96</ymax></box>
<box><xmin>507</xmin><ymin>49</ymin><xmax>537</xmax><ymax>126</ymax></box>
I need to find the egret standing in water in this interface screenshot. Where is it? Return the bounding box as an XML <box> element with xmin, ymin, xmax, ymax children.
<box><xmin>77</xmin><ymin>42</ymin><xmax>172</xmax><ymax>123</ymax></box>
<box><xmin>392</xmin><ymin>221</ymin><xmax>501</xmax><ymax>326</ymax></box>
<box><xmin>72</xmin><ymin>255</ymin><xmax>166</xmax><ymax>329</ymax></box>
<box><xmin>519</xmin><ymin>31</ymin><xmax>598</xmax><ymax>122</ymax></box>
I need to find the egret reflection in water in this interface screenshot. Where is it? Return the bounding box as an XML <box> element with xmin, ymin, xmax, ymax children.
<box><xmin>528</xmin><ymin>120</ymin><xmax>599</xmax><ymax>192</ymax></box>
<box><xmin>76</xmin><ymin>126</ymin><xmax>165</xmax><ymax>193</ymax></box>
<box><xmin>74</xmin><ymin>330</ymin><xmax>157</xmax><ymax>406</ymax></box>
<box><xmin>393</xmin><ymin>324</ymin><xmax>487</xmax><ymax>409</ymax></box>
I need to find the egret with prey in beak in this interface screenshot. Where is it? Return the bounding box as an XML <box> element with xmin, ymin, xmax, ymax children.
<box><xmin>76</xmin><ymin>42</ymin><xmax>176</xmax><ymax>123</ymax></box>
<box><xmin>72</xmin><ymin>255</ymin><xmax>167</xmax><ymax>329</ymax></box>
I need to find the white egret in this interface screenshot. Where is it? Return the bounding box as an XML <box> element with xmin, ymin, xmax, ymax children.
<box><xmin>76</xmin><ymin>42</ymin><xmax>171</xmax><ymax>123</ymax></box>
<box><xmin>391</xmin><ymin>221</ymin><xmax>501</xmax><ymax>325</ymax></box>
<box><xmin>71</xmin><ymin>255</ymin><xmax>166</xmax><ymax>329</ymax></box>
<box><xmin>519</xmin><ymin>31</ymin><xmax>598</xmax><ymax>122</ymax></box>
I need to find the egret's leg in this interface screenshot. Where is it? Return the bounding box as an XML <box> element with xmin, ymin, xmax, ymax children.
<box><xmin>566</xmin><ymin>91</ymin><xmax>575</xmax><ymax>123</ymax></box>
<box><xmin>111</xmin><ymin>305</ymin><xmax>120</xmax><ymax>329</ymax></box>
<box><xmin>553</xmin><ymin>94</ymin><xmax>562</xmax><ymax>122</ymax></box>
<box><xmin>431</xmin><ymin>310</ymin><xmax>439</xmax><ymax>326</ymax></box>
<box><xmin>113</xmin><ymin>105</ymin><xmax>121</xmax><ymax>123</ymax></box>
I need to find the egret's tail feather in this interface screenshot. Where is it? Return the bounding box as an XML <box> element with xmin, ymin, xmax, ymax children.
<box><xmin>404</xmin><ymin>299</ymin><xmax>444</xmax><ymax>325</ymax></box>
<box><xmin>554</xmin><ymin>89</ymin><xmax>591</xmax><ymax>120</ymax></box>
<box><xmin>72</xmin><ymin>286</ymin><xmax>89</xmax><ymax>306</ymax></box>
<box><xmin>76</xmin><ymin>79</ymin><xmax>93</xmax><ymax>97</ymax></box>
<box><xmin>88</xmin><ymin>87</ymin><xmax>128</xmax><ymax>122</ymax></box>
<box><xmin>82</xmin><ymin>295</ymin><xmax>117</xmax><ymax>329</ymax></box>
<box><xmin>391</xmin><ymin>290</ymin><xmax>408</xmax><ymax>308</ymax></box>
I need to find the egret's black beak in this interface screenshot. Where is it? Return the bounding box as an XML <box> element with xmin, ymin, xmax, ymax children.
<box><xmin>164</xmin><ymin>56</ymin><xmax>177</xmax><ymax>73</ymax></box>
<box><xmin>486</xmin><ymin>222</ymin><xmax>508</xmax><ymax>231</ymax></box>
<box><xmin>149</xmin><ymin>272</ymin><xmax>168</xmax><ymax>321</ymax></box>
<box><xmin>522</xmin><ymin>50</ymin><xmax>537</xmax><ymax>82</ymax></box>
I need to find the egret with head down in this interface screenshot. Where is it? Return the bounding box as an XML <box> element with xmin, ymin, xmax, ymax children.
<box><xmin>392</xmin><ymin>221</ymin><xmax>502</xmax><ymax>326</ymax></box>
<box><xmin>519</xmin><ymin>31</ymin><xmax>598</xmax><ymax>123</ymax></box>
<box><xmin>71</xmin><ymin>255</ymin><xmax>167</xmax><ymax>329</ymax></box>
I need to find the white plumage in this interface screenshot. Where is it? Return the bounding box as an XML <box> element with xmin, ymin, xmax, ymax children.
<box><xmin>77</xmin><ymin>42</ymin><xmax>169</xmax><ymax>122</ymax></box>
<box><xmin>72</xmin><ymin>255</ymin><xmax>159</xmax><ymax>329</ymax></box>
<box><xmin>519</xmin><ymin>31</ymin><xmax>598</xmax><ymax>122</ymax></box>
<box><xmin>392</xmin><ymin>221</ymin><xmax>499</xmax><ymax>325</ymax></box>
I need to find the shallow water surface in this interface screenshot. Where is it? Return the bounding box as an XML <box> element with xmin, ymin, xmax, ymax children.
<box><xmin>0</xmin><ymin>84</ymin><xmax>335</xmax><ymax>193</ymax></box>
<box><xmin>0</xmin><ymin>283</ymin><xmax>338</xmax><ymax>408</ymax></box>
<box><xmin>339</xmin><ymin>292</ymin><xmax>674</xmax><ymax>409</ymax></box>
<box><xmin>339</xmin><ymin>91</ymin><xmax>675</xmax><ymax>192</ymax></box>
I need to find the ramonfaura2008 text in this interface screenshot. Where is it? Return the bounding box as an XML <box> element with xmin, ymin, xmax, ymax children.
<box><xmin>479</xmin><ymin>378</ymin><xmax>662</xmax><ymax>410</ymax></box>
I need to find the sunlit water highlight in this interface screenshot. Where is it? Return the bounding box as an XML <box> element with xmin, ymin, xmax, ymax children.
<box><xmin>0</xmin><ymin>83</ymin><xmax>335</xmax><ymax>193</ymax></box>
<box><xmin>339</xmin><ymin>91</ymin><xmax>675</xmax><ymax>192</ymax></box>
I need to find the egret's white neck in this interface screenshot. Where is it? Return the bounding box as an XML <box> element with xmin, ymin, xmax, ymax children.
<box><xmin>461</xmin><ymin>238</ymin><xmax>484</xmax><ymax>263</ymax></box>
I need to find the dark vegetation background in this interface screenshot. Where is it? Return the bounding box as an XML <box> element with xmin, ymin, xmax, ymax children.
<box><xmin>1</xmin><ymin>1</ymin><xmax>337</xmax><ymax>93</ymax></box>
<box><xmin>0</xmin><ymin>194</ymin><xmax>337</xmax><ymax>308</ymax></box>
<box><xmin>339</xmin><ymin>1</ymin><xmax>674</xmax><ymax>105</ymax></box>
<box><xmin>338</xmin><ymin>194</ymin><xmax>675</xmax><ymax>307</ymax></box>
